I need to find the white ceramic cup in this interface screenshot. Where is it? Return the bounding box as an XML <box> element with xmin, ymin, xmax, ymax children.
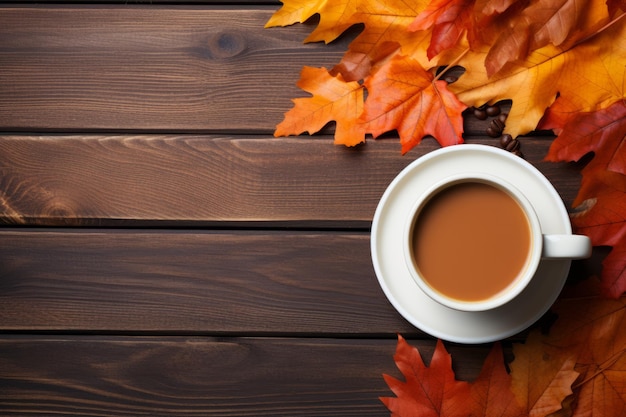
<box><xmin>403</xmin><ymin>172</ymin><xmax>591</xmax><ymax>312</ymax></box>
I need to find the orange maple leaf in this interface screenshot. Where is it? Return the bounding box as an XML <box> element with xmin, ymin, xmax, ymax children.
<box><xmin>274</xmin><ymin>66</ymin><xmax>366</xmax><ymax>146</ymax></box>
<box><xmin>361</xmin><ymin>54</ymin><xmax>466</xmax><ymax>154</ymax></box>
<box><xmin>540</xmin><ymin>99</ymin><xmax>626</xmax><ymax>298</ymax></box>
<box><xmin>381</xmin><ymin>336</ymin><xmax>471</xmax><ymax>417</ymax></box>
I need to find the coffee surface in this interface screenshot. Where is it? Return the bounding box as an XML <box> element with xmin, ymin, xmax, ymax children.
<box><xmin>412</xmin><ymin>181</ymin><xmax>531</xmax><ymax>302</ymax></box>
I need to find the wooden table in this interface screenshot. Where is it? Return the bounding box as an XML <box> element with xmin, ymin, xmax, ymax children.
<box><xmin>0</xmin><ymin>3</ymin><xmax>593</xmax><ymax>415</ymax></box>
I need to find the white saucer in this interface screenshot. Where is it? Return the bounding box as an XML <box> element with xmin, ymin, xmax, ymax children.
<box><xmin>371</xmin><ymin>144</ymin><xmax>572</xmax><ymax>343</ymax></box>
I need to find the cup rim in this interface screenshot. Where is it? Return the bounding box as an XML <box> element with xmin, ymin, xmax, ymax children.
<box><xmin>403</xmin><ymin>172</ymin><xmax>543</xmax><ymax>312</ymax></box>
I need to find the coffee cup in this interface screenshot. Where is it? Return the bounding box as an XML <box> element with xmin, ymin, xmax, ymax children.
<box><xmin>403</xmin><ymin>172</ymin><xmax>591</xmax><ymax>312</ymax></box>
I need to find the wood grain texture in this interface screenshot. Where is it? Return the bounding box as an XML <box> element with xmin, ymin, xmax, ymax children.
<box><xmin>0</xmin><ymin>229</ymin><xmax>419</xmax><ymax>334</ymax></box>
<box><xmin>0</xmin><ymin>135</ymin><xmax>581</xmax><ymax>226</ymax></box>
<box><xmin>0</xmin><ymin>6</ymin><xmax>349</xmax><ymax>132</ymax></box>
<box><xmin>0</xmin><ymin>336</ymin><xmax>487</xmax><ymax>416</ymax></box>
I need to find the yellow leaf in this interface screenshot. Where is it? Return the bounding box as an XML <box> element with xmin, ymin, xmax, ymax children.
<box><xmin>265</xmin><ymin>0</ymin><xmax>359</xmax><ymax>44</ymax></box>
<box><xmin>450</xmin><ymin>15</ymin><xmax>626</xmax><ymax>137</ymax></box>
<box><xmin>265</xmin><ymin>0</ymin><xmax>327</xmax><ymax>29</ymax></box>
<box><xmin>333</xmin><ymin>0</ymin><xmax>429</xmax><ymax>81</ymax></box>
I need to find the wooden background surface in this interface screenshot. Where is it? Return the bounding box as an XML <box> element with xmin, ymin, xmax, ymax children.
<box><xmin>0</xmin><ymin>3</ymin><xmax>594</xmax><ymax>416</ymax></box>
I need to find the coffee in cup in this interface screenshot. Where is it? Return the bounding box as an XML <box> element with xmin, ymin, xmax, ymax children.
<box><xmin>404</xmin><ymin>173</ymin><xmax>591</xmax><ymax>312</ymax></box>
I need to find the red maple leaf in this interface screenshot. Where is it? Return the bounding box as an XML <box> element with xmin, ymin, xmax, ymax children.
<box><xmin>540</xmin><ymin>98</ymin><xmax>626</xmax><ymax>298</ymax></box>
<box><xmin>381</xmin><ymin>336</ymin><xmax>470</xmax><ymax>417</ymax></box>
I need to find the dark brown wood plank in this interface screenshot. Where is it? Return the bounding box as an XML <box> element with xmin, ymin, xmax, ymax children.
<box><xmin>0</xmin><ymin>135</ymin><xmax>417</xmax><ymax>226</ymax></box>
<box><xmin>0</xmin><ymin>335</ymin><xmax>488</xmax><ymax>416</ymax></box>
<box><xmin>0</xmin><ymin>6</ymin><xmax>350</xmax><ymax>132</ymax></box>
<box><xmin>0</xmin><ymin>135</ymin><xmax>581</xmax><ymax>226</ymax></box>
<box><xmin>0</xmin><ymin>229</ymin><xmax>420</xmax><ymax>334</ymax></box>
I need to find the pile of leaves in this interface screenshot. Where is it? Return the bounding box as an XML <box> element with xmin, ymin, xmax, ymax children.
<box><xmin>266</xmin><ymin>0</ymin><xmax>626</xmax><ymax>414</ymax></box>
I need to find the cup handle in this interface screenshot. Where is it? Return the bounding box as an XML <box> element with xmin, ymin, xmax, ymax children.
<box><xmin>542</xmin><ymin>234</ymin><xmax>592</xmax><ymax>259</ymax></box>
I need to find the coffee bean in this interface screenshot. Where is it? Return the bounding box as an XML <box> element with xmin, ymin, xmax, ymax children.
<box><xmin>444</xmin><ymin>75</ymin><xmax>458</xmax><ymax>84</ymax></box>
<box><xmin>490</xmin><ymin>118</ymin><xmax>505</xmax><ymax>132</ymax></box>
<box><xmin>473</xmin><ymin>107</ymin><xmax>488</xmax><ymax>120</ymax></box>
<box><xmin>511</xmin><ymin>148</ymin><xmax>524</xmax><ymax>158</ymax></box>
<box><xmin>498</xmin><ymin>113</ymin><xmax>508</xmax><ymax>124</ymax></box>
<box><xmin>500</xmin><ymin>134</ymin><xmax>513</xmax><ymax>148</ymax></box>
<box><xmin>505</xmin><ymin>138</ymin><xmax>520</xmax><ymax>152</ymax></box>
<box><xmin>486</xmin><ymin>126</ymin><xmax>501</xmax><ymax>137</ymax></box>
<box><xmin>486</xmin><ymin>105</ymin><xmax>501</xmax><ymax>117</ymax></box>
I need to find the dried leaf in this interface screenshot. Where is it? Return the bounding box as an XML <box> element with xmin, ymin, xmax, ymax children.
<box><xmin>483</xmin><ymin>0</ymin><xmax>613</xmax><ymax>76</ymax></box>
<box><xmin>474</xmin><ymin>0</ymin><xmax>525</xmax><ymax>17</ymax></box>
<box><xmin>469</xmin><ymin>343</ymin><xmax>526</xmax><ymax>417</ymax></box>
<box><xmin>510</xmin><ymin>332</ymin><xmax>579</xmax><ymax>416</ymax></box>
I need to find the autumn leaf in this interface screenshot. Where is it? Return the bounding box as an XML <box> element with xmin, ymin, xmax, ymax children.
<box><xmin>540</xmin><ymin>99</ymin><xmax>626</xmax><ymax>298</ymax></box>
<box><xmin>482</xmin><ymin>0</ymin><xmax>613</xmax><ymax>76</ymax></box>
<box><xmin>361</xmin><ymin>54</ymin><xmax>467</xmax><ymax>154</ymax></box>
<box><xmin>382</xmin><ymin>336</ymin><xmax>576</xmax><ymax>416</ymax></box>
<box><xmin>381</xmin><ymin>336</ymin><xmax>470</xmax><ymax>417</ymax></box>
<box><xmin>509</xmin><ymin>332</ymin><xmax>579</xmax><ymax>416</ymax></box>
<box><xmin>541</xmin><ymin>99</ymin><xmax>626</xmax><ymax>178</ymax></box>
<box><xmin>450</xmin><ymin>14</ymin><xmax>626</xmax><ymax>138</ymax></box>
<box><xmin>409</xmin><ymin>0</ymin><xmax>475</xmax><ymax>60</ymax></box>
<box><xmin>468</xmin><ymin>343</ymin><xmax>526</xmax><ymax>417</ymax></box>
<box><xmin>473</xmin><ymin>0</ymin><xmax>523</xmax><ymax>18</ymax></box>
<box><xmin>264</xmin><ymin>0</ymin><xmax>359</xmax><ymax>43</ymax></box>
<box><xmin>332</xmin><ymin>0</ymin><xmax>428</xmax><ymax>82</ymax></box>
<box><xmin>274</xmin><ymin>66</ymin><xmax>366</xmax><ymax>146</ymax></box>
<box><xmin>609</xmin><ymin>0</ymin><xmax>626</xmax><ymax>16</ymax></box>
<box><xmin>534</xmin><ymin>278</ymin><xmax>626</xmax><ymax>417</ymax></box>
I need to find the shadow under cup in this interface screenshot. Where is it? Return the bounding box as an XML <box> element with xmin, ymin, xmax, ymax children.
<box><xmin>404</xmin><ymin>174</ymin><xmax>543</xmax><ymax>312</ymax></box>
